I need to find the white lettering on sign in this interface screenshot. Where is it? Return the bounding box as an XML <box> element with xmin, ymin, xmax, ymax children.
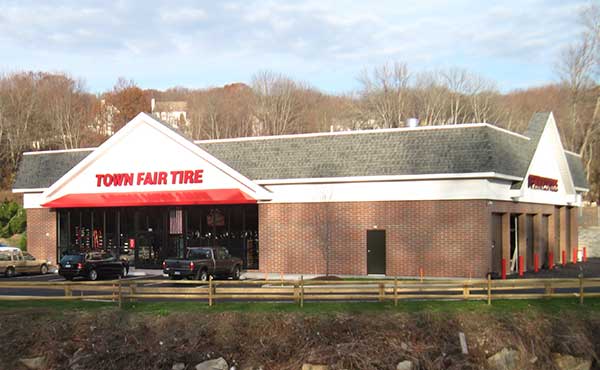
<box><xmin>95</xmin><ymin>170</ymin><xmax>204</xmax><ymax>187</ymax></box>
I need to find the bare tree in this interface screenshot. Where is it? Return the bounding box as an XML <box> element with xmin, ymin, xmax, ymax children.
<box><xmin>43</xmin><ymin>74</ymin><xmax>95</xmax><ymax>149</ymax></box>
<box><xmin>187</xmin><ymin>84</ymin><xmax>255</xmax><ymax>140</ymax></box>
<box><xmin>251</xmin><ymin>70</ymin><xmax>304</xmax><ymax>135</ymax></box>
<box><xmin>464</xmin><ymin>74</ymin><xmax>500</xmax><ymax>123</ymax></box>
<box><xmin>413</xmin><ymin>71</ymin><xmax>449</xmax><ymax>126</ymax></box>
<box><xmin>440</xmin><ymin>68</ymin><xmax>471</xmax><ymax>124</ymax></box>
<box><xmin>556</xmin><ymin>3</ymin><xmax>600</xmax><ymax>200</ymax></box>
<box><xmin>357</xmin><ymin>62</ymin><xmax>411</xmax><ymax>128</ymax></box>
<box><xmin>0</xmin><ymin>73</ymin><xmax>41</xmax><ymax>173</ymax></box>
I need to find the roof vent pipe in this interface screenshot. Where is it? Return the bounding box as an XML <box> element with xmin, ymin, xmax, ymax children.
<box><xmin>407</xmin><ymin>118</ymin><xmax>420</xmax><ymax>128</ymax></box>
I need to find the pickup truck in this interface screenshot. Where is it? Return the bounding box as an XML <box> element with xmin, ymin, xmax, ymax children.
<box><xmin>162</xmin><ymin>246</ymin><xmax>243</xmax><ymax>281</ymax></box>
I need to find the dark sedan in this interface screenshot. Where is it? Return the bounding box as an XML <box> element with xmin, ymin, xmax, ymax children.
<box><xmin>58</xmin><ymin>252</ymin><xmax>129</xmax><ymax>281</ymax></box>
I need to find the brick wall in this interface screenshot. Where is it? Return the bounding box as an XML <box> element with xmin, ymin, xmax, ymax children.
<box><xmin>259</xmin><ymin>200</ymin><xmax>490</xmax><ymax>278</ymax></box>
<box><xmin>259</xmin><ymin>200</ymin><xmax>581</xmax><ymax>278</ymax></box>
<box><xmin>26</xmin><ymin>208</ymin><xmax>57</xmax><ymax>265</ymax></box>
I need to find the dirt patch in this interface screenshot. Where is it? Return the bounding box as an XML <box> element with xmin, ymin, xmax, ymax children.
<box><xmin>0</xmin><ymin>307</ymin><xmax>599</xmax><ymax>370</ymax></box>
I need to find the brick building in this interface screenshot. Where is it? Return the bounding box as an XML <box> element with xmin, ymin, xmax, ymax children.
<box><xmin>12</xmin><ymin>112</ymin><xmax>588</xmax><ymax>278</ymax></box>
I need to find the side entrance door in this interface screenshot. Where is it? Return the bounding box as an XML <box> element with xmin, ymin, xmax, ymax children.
<box><xmin>491</xmin><ymin>213</ymin><xmax>503</xmax><ymax>274</ymax></box>
<box><xmin>367</xmin><ymin>230</ymin><xmax>386</xmax><ymax>275</ymax></box>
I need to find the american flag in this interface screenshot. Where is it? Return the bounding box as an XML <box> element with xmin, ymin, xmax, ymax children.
<box><xmin>169</xmin><ymin>208</ymin><xmax>183</xmax><ymax>234</ymax></box>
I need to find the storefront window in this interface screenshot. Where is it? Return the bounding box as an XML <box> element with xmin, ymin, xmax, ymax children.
<box><xmin>57</xmin><ymin>205</ymin><xmax>259</xmax><ymax>269</ymax></box>
<box><xmin>57</xmin><ymin>210</ymin><xmax>70</xmax><ymax>258</ymax></box>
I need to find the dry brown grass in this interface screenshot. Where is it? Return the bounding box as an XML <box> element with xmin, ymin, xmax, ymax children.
<box><xmin>0</xmin><ymin>307</ymin><xmax>598</xmax><ymax>370</ymax></box>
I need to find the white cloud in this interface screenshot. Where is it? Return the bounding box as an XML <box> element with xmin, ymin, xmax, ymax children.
<box><xmin>160</xmin><ymin>8</ymin><xmax>208</xmax><ymax>24</ymax></box>
<box><xmin>0</xmin><ymin>0</ymin><xmax>590</xmax><ymax>92</ymax></box>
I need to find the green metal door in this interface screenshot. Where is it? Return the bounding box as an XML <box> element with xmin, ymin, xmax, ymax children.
<box><xmin>367</xmin><ymin>230</ymin><xmax>386</xmax><ymax>275</ymax></box>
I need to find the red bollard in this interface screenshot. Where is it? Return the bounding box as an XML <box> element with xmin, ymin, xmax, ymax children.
<box><xmin>573</xmin><ymin>248</ymin><xmax>578</xmax><ymax>264</ymax></box>
<box><xmin>518</xmin><ymin>255</ymin><xmax>524</xmax><ymax>277</ymax></box>
<box><xmin>562</xmin><ymin>250</ymin><xmax>567</xmax><ymax>266</ymax></box>
<box><xmin>549</xmin><ymin>252</ymin><xmax>554</xmax><ymax>270</ymax></box>
<box><xmin>534</xmin><ymin>253</ymin><xmax>539</xmax><ymax>273</ymax></box>
<box><xmin>501</xmin><ymin>258</ymin><xmax>507</xmax><ymax>280</ymax></box>
<box><xmin>583</xmin><ymin>247</ymin><xmax>588</xmax><ymax>263</ymax></box>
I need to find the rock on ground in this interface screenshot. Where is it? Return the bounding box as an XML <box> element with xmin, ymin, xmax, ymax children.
<box><xmin>396</xmin><ymin>360</ymin><xmax>414</xmax><ymax>370</ymax></box>
<box><xmin>487</xmin><ymin>348</ymin><xmax>519</xmax><ymax>370</ymax></box>
<box><xmin>172</xmin><ymin>363</ymin><xmax>186</xmax><ymax>370</ymax></box>
<box><xmin>552</xmin><ymin>353</ymin><xmax>591</xmax><ymax>370</ymax></box>
<box><xmin>19</xmin><ymin>357</ymin><xmax>46</xmax><ymax>370</ymax></box>
<box><xmin>195</xmin><ymin>357</ymin><xmax>228</xmax><ymax>370</ymax></box>
<box><xmin>302</xmin><ymin>365</ymin><xmax>329</xmax><ymax>370</ymax></box>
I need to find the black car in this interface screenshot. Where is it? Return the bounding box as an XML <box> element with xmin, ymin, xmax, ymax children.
<box><xmin>58</xmin><ymin>252</ymin><xmax>129</xmax><ymax>281</ymax></box>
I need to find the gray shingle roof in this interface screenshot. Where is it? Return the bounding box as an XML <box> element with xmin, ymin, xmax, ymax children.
<box><xmin>12</xmin><ymin>112</ymin><xmax>590</xmax><ymax>192</ymax></box>
<box><xmin>13</xmin><ymin>150</ymin><xmax>93</xmax><ymax>189</ymax></box>
<box><xmin>566</xmin><ymin>152</ymin><xmax>589</xmax><ymax>189</ymax></box>
<box><xmin>198</xmin><ymin>126</ymin><xmax>529</xmax><ymax>180</ymax></box>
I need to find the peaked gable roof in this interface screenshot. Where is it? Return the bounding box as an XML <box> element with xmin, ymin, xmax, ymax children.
<box><xmin>38</xmin><ymin>113</ymin><xmax>270</xmax><ymax>204</ymax></box>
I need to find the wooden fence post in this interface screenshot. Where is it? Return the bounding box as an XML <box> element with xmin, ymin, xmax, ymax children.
<box><xmin>462</xmin><ymin>283</ymin><xmax>470</xmax><ymax>300</ymax></box>
<box><xmin>487</xmin><ymin>274</ymin><xmax>491</xmax><ymax>305</ymax></box>
<box><xmin>300</xmin><ymin>275</ymin><xmax>304</xmax><ymax>308</ymax></box>
<box><xmin>394</xmin><ymin>278</ymin><xmax>398</xmax><ymax>307</ymax></box>
<box><xmin>209</xmin><ymin>275</ymin><xmax>213</xmax><ymax>307</ymax></box>
<box><xmin>64</xmin><ymin>284</ymin><xmax>72</xmax><ymax>298</ymax></box>
<box><xmin>378</xmin><ymin>282</ymin><xmax>385</xmax><ymax>302</ymax></box>
<box><xmin>293</xmin><ymin>281</ymin><xmax>299</xmax><ymax>303</ymax></box>
<box><xmin>130</xmin><ymin>283</ymin><xmax>137</xmax><ymax>303</ymax></box>
<box><xmin>579</xmin><ymin>274</ymin><xmax>584</xmax><ymax>305</ymax></box>
<box><xmin>118</xmin><ymin>277</ymin><xmax>122</xmax><ymax>309</ymax></box>
<box><xmin>545</xmin><ymin>282</ymin><xmax>553</xmax><ymax>298</ymax></box>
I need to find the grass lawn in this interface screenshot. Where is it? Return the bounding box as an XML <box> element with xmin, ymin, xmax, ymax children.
<box><xmin>1</xmin><ymin>297</ymin><xmax>600</xmax><ymax>315</ymax></box>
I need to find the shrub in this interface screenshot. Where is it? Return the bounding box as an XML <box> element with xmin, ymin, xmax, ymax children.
<box><xmin>0</xmin><ymin>201</ymin><xmax>26</xmax><ymax>238</ymax></box>
<box><xmin>8</xmin><ymin>208</ymin><xmax>26</xmax><ymax>236</ymax></box>
<box><xmin>19</xmin><ymin>233</ymin><xmax>27</xmax><ymax>251</ymax></box>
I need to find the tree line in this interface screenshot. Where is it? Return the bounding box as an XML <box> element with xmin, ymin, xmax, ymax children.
<box><xmin>0</xmin><ymin>5</ymin><xmax>598</xmax><ymax>201</ymax></box>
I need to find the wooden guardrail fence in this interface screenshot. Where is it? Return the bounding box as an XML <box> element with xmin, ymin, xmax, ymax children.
<box><xmin>1</xmin><ymin>275</ymin><xmax>600</xmax><ymax>308</ymax></box>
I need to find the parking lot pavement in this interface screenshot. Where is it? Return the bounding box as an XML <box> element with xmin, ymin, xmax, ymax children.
<box><xmin>508</xmin><ymin>257</ymin><xmax>600</xmax><ymax>279</ymax></box>
<box><xmin>2</xmin><ymin>273</ymin><xmax>63</xmax><ymax>282</ymax></box>
<box><xmin>1</xmin><ymin>272</ymin><xmax>156</xmax><ymax>283</ymax></box>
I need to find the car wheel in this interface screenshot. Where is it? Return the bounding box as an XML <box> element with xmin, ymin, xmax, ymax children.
<box><xmin>40</xmin><ymin>264</ymin><xmax>48</xmax><ymax>275</ymax></box>
<box><xmin>88</xmin><ymin>269</ymin><xmax>98</xmax><ymax>281</ymax></box>
<box><xmin>120</xmin><ymin>266</ymin><xmax>127</xmax><ymax>278</ymax></box>
<box><xmin>5</xmin><ymin>267</ymin><xmax>15</xmax><ymax>278</ymax></box>
<box><xmin>196</xmin><ymin>269</ymin><xmax>208</xmax><ymax>281</ymax></box>
<box><xmin>232</xmin><ymin>265</ymin><xmax>241</xmax><ymax>280</ymax></box>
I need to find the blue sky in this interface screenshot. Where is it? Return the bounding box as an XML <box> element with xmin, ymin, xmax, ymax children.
<box><xmin>0</xmin><ymin>0</ymin><xmax>589</xmax><ymax>93</ymax></box>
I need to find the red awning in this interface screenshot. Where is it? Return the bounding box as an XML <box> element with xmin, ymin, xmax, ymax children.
<box><xmin>42</xmin><ymin>189</ymin><xmax>257</xmax><ymax>208</ymax></box>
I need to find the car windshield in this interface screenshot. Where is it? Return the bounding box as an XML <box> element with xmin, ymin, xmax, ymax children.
<box><xmin>60</xmin><ymin>255</ymin><xmax>84</xmax><ymax>264</ymax></box>
<box><xmin>187</xmin><ymin>248</ymin><xmax>211</xmax><ymax>260</ymax></box>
